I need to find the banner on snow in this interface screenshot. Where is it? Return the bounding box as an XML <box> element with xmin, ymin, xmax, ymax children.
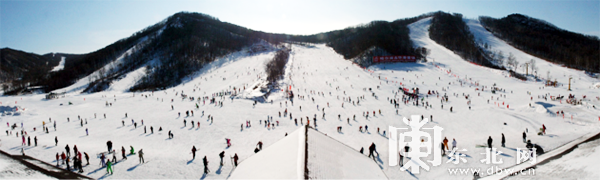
<box><xmin>373</xmin><ymin>56</ymin><xmax>416</xmax><ymax>63</ymax></box>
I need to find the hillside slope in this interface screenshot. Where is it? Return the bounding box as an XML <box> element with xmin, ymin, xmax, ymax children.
<box><xmin>466</xmin><ymin>18</ymin><xmax>594</xmax><ymax>85</ymax></box>
<box><xmin>479</xmin><ymin>14</ymin><xmax>599</xmax><ymax>73</ymax></box>
<box><xmin>0</xmin><ymin>35</ymin><xmax>599</xmax><ymax>180</ymax></box>
<box><xmin>0</xmin><ymin>48</ymin><xmax>60</xmax><ymax>93</ymax></box>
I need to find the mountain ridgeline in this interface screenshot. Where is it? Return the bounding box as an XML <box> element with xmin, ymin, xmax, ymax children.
<box><xmin>130</xmin><ymin>13</ymin><xmax>279</xmax><ymax>91</ymax></box>
<box><xmin>42</xmin><ymin>12</ymin><xmax>432</xmax><ymax>93</ymax></box>
<box><xmin>479</xmin><ymin>14</ymin><xmax>600</xmax><ymax>73</ymax></box>
<box><xmin>1</xmin><ymin>11</ymin><xmax>597</xmax><ymax>95</ymax></box>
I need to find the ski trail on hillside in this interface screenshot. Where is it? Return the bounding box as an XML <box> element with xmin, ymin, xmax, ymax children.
<box><xmin>51</xmin><ymin>57</ymin><xmax>65</xmax><ymax>72</ymax></box>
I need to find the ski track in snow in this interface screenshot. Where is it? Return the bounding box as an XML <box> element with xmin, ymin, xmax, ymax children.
<box><xmin>0</xmin><ymin>18</ymin><xmax>599</xmax><ymax>179</ymax></box>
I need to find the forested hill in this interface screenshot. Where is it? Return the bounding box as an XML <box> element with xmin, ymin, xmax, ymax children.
<box><xmin>429</xmin><ymin>12</ymin><xmax>502</xmax><ymax>70</ymax></box>
<box><xmin>0</xmin><ymin>48</ymin><xmax>61</xmax><ymax>91</ymax></box>
<box><xmin>479</xmin><ymin>14</ymin><xmax>600</xmax><ymax>73</ymax></box>
<box><xmin>2</xmin><ymin>11</ymin><xmax>598</xmax><ymax>95</ymax></box>
<box><xmin>287</xmin><ymin>14</ymin><xmax>431</xmax><ymax>66</ymax></box>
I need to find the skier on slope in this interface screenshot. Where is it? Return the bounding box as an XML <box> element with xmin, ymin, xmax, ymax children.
<box><xmin>368</xmin><ymin>143</ymin><xmax>378</xmax><ymax>160</ymax></box>
<box><xmin>452</xmin><ymin>139</ymin><xmax>457</xmax><ymax>150</ymax></box>
<box><xmin>130</xmin><ymin>146</ymin><xmax>135</xmax><ymax>155</ymax></box>
<box><xmin>61</xmin><ymin>152</ymin><xmax>66</xmax><ymax>164</ymax></box>
<box><xmin>106</xmin><ymin>160</ymin><xmax>113</xmax><ymax>174</ymax></box>
<box><xmin>257</xmin><ymin>141</ymin><xmax>263</xmax><ymax>150</ymax></box>
<box><xmin>76</xmin><ymin>157</ymin><xmax>84</xmax><ymax>173</ymax></box>
<box><xmin>191</xmin><ymin>146</ymin><xmax>197</xmax><ymax>159</ymax></box>
<box><xmin>107</xmin><ymin>141</ymin><xmax>113</xmax><ymax>152</ymax></box>
<box><xmin>542</xmin><ymin>124</ymin><xmax>546</xmax><ymax>135</ymax></box>
<box><xmin>84</xmin><ymin>152</ymin><xmax>90</xmax><ymax>165</ymax></box>
<box><xmin>501</xmin><ymin>133</ymin><xmax>506</xmax><ymax>147</ymax></box>
<box><xmin>121</xmin><ymin>146</ymin><xmax>127</xmax><ymax>160</ymax></box>
<box><xmin>203</xmin><ymin>156</ymin><xmax>209</xmax><ymax>174</ymax></box>
<box><xmin>100</xmin><ymin>153</ymin><xmax>106</xmax><ymax>167</ymax></box>
<box><xmin>138</xmin><ymin>149</ymin><xmax>144</xmax><ymax>163</ymax></box>
<box><xmin>233</xmin><ymin>153</ymin><xmax>239</xmax><ymax>167</ymax></box>
<box><xmin>219</xmin><ymin>151</ymin><xmax>225</xmax><ymax>166</ymax></box>
<box><xmin>487</xmin><ymin>136</ymin><xmax>493</xmax><ymax>149</ymax></box>
<box><xmin>65</xmin><ymin>144</ymin><xmax>70</xmax><ymax>157</ymax></box>
<box><xmin>442</xmin><ymin>137</ymin><xmax>450</xmax><ymax>151</ymax></box>
<box><xmin>65</xmin><ymin>156</ymin><xmax>71</xmax><ymax>171</ymax></box>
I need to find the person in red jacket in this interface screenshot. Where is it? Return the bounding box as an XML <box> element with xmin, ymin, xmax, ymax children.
<box><xmin>233</xmin><ymin>153</ymin><xmax>239</xmax><ymax>167</ymax></box>
<box><xmin>61</xmin><ymin>152</ymin><xmax>66</xmax><ymax>164</ymax></box>
<box><xmin>56</xmin><ymin>153</ymin><xmax>60</xmax><ymax>166</ymax></box>
<box><xmin>542</xmin><ymin>124</ymin><xmax>546</xmax><ymax>134</ymax></box>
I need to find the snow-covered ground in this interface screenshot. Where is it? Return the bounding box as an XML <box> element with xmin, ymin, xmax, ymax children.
<box><xmin>231</xmin><ymin>127</ymin><xmax>387</xmax><ymax>179</ymax></box>
<box><xmin>466</xmin><ymin>18</ymin><xmax>593</xmax><ymax>87</ymax></box>
<box><xmin>50</xmin><ymin>57</ymin><xmax>65</xmax><ymax>72</ymax></box>
<box><xmin>0</xmin><ymin>153</ymin><xmax>55</xmax><ymax>179</ymax></box>
<box><xmin>508</xmin><ymin>137</ymin><xmax>600</xmax><ymax>180</ymax></box>
<box><xmin>229</xmin><ymin>127</ymin><xmax>304</xmax><ymax>179</ymax></box>
<box><xmin>0</xmin><ymin>17</ymin><xmax>599</xmax><ymax>179</ymax></box>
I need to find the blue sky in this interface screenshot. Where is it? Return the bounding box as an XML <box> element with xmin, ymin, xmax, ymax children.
<box><xmin>1</xmin><ymin>0</ymin><xmax>598</xmax><ymax>54</ymax></box>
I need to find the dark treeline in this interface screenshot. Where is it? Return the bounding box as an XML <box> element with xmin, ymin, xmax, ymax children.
<box><xmin>266</xmin><ymin>48</ymin><xmax>291</xmax><ymax>82</ymax></box>
<box><xmin>0</xmin><ymin>48</ymin><xmax>61</xmax><ymax>93</ymax></box>
<box><xmin>130</xmin><ymin>12</ymin><xmax>264</xmax><ymax>91</ymax></box>
<box><xmin>480</xmin><ymin>14</ymin><xmax>600</xmax><ymax>73</ymax></box>
<box><xmin>429</xmin><ymin>11</ymin><xmax>502</xmax><ymax>69</ymax></box>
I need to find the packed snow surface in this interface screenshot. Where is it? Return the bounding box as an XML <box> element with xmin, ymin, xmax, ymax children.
<box><xmin>0</xmin><ymin>153</ymin><xmax>55</xmax><ymax>179</ymax></box>
<box><xmin>229</xmin><ymin>127</ymin><xmax>304</xmax><ymax>179</ymax></box>
<box><xmin>306</xmin><ymin>128</ymin><xmax>387</xmax><ymax>179</ymax></box>
<box><xmin>508</xmin><ymin>137</ymin><xmax>600</xmax><ymax>180</ymax></box>
<box><xmin>50</xmin><ymin>57</ymin><xmax>65</xmax><ymax>72</ymax></box>
<box><xmin>230</xmin><ymin>127</ymin><xmax>386</xmax><ymax>179</ymax></box>
<box><xmin>0</xmin><ymin>17</ymin><xmax>599</xmax><ymax>179</ymax></box>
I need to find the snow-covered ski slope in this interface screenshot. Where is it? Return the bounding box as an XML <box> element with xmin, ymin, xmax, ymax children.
<box><xmin>0</xmin><ymin>17</ymin><xmax>599</xmax><ymax>179</ymax></box>
<box><xmin>50</xmin><ymin>57</ymin><xmax>65</xmax><ymax>72</ymax></box>
<box><xmin>507</xmin><ymin>137</ymin><xmax>600</xmax><ymax>180</ymax></box>
<box><xmin>465</xmin><ymin>18</ymin><xmax>593</xmax><ymax>86</ymax></box>
<box><xmin>52</xmin><ymin>42</ymin><xmax>146</xmax><ymax>94</ymax></box>
<box><xmin>229</xmin><ymin>127</ymin><xmax>304</xmax><ymax>179</ymax></box>
<box><xmin>306</xmin><ymin>128</ymin><xmax>387</xmax><ymax>179</ymax></box>
<box><xmin>230</xmin><ymin>127</ymin><xmax>386</xmax><ymax>179</ymax></box>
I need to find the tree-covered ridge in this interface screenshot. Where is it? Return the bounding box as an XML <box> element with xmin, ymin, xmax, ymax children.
<box><xmin>480</xmin><ymin>14</ymin><xmax>599</xmax><ymax>73</ymax></box>
<box><xmin>429</xmin><ymin>11</ymin><xmax>501</xmax><ymax>69</ymax></box>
